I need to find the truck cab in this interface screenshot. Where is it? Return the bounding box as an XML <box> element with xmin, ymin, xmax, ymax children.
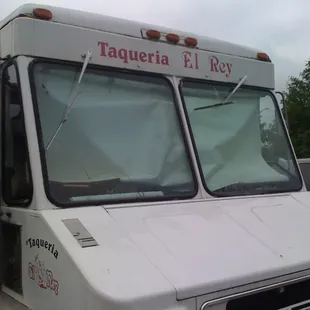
<box><xmin>0</xmin><ymin>4</ymin><xmax>310</xmax><ymax>310</ymax></box>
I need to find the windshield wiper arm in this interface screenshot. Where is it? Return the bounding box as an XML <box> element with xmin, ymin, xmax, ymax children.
<box><xmin>223</xmin><ymin>75</ymin><xmax>248</xmax><ymax>103</ymax></box>
<box><xmin>45</xmin><ymin>49</ymin><xmax>92</xmax><ymax>151</ymax></box>
<box><xmin>194</xmin><ymin>75</ymin><xmax>248</xmax><ymax>111</ymax></box>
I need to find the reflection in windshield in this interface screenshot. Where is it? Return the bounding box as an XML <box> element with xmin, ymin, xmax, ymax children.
<box><xmin>31</xmin><ymin>63</ymin><xmax>195</xmax><ymax>205</ymax></box>
<box><xmin>181</xmin><ymin>81</ymin><xmax>301</xmax><ymax>196</ymax></box>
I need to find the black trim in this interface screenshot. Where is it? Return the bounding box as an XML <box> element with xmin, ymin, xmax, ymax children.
<box><xmin>0</xmin><ymin>62</ymin><xmax>3</xmax><ymax>202</ymax></box>
<box><xmin>0</xmin><ymin>60</ymin><xmax>3</xmax><ymax>291</ymax></box>
<box><xmin>226</xmin><ymin>277</ymin><xmax>310</xmax><ymax>310</ymax></box>
<box><xmin>28</xmin><ymin>58</ymin><xmax>198</xmax><ymax>208</ymax></box>
<box><xmin>1</xmin><ymin>58</ymin><xmax>33</xmax><ymax>207</ymax></box>
<box><xmin>179</xmin><ymin>78</ymin><xmax>303</xmax><ymax>197</ymax></box>
<box><xmin>2</xmin><ymin>222</ymin><xmax>23</xmax><ymax>295</ymax></box>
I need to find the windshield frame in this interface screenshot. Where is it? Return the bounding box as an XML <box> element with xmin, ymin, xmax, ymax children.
<box><xmin>28</xmin><ymin>58</ymin><xmax>198</xmax><ymax>208</ymax></box>
<box><xmin>179</xmin><ymin>78</ymin><xmax>303</xmax><ymax>197</ymax></box>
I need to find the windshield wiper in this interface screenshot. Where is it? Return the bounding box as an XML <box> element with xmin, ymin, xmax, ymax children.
<box><xmin>194</xmin><ymin>75</ymin><xmax>248</xmax><ymax>111</ymax></box>
<box><xmin>213</xmin><ymin>181</ymin><xmax>278</xmax><ymax>195</ymax></box>
<box><xmin>194</xmin><ymin>100</ymin><xmax>235</xmax><ymax>111</ymax></box>
<box><xmin>45</xmin><ymin>49</ymin><xmax>92</xmax><ymax>151</ymax></box>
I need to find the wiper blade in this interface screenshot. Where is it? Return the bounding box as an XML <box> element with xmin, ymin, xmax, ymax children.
<box><xmin>194</xmin><ymin>101</ymin><xmax>235</xmax><ymax>111</ymax></box>
<box><xmin>45</xmin><ymin>49</ymin><xmax>92</xmax><ymax>151</ymax></box>
<box><xmin>194</xmin><ymin>75</ymin><xmax>247</xmax><ymax>111</ymax></box>
<box><xmin>49</xmin><ymin>178</ymin><xmax>161</xmax><ymax>198</ymax></box>
<box><xmin>213</xmin><ymin>181</ymin><xmax>284</xmax><ymax>195</ymax></box>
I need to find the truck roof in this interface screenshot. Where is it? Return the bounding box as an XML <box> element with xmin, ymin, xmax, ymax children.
<box><xmin>0</xmin><ymin>3</ymin><xmax>262</xmax><ymax>60</ymax></box>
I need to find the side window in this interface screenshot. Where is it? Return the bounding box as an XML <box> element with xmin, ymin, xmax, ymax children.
<box><xmin>1</xmin><ymin>64</ymin><xmax>32</xmax><ymax>205</ymax></box>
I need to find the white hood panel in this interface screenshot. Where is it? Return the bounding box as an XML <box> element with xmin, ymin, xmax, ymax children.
<box><xmin>108</xmin><ymin>193</ymin><xmax>310</xmax><ymax>299</ymax></box>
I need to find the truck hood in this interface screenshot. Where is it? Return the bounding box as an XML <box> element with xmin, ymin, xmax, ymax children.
<box><xmin>108</xmin><ymin>193</ymin><xmax>310</xmax><ymax>300</ymax></box>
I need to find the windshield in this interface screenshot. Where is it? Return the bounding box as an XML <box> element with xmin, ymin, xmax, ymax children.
<box><xmin>30</xmin><ymin>62</ymin><xmax>196</xmax><ymax>205</ymax></box>
<box><xmin>180</xmin><ymin>81</ymin><xmax>302</xmax><ymax>196</ymax></box>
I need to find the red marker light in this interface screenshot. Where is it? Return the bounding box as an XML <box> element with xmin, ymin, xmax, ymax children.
<box><xmin>257</xmin><ymin>52</ymin><xmax>271</xmax><ymax>62</ymax></box>
<box><xmin>33</xmin><ymin>8</ymin><xmax>53</xmax><ymax>20</ymax></box>
<box><xmin>185</xmin><ymin>37</ymin><xmax>198</xmax><ymax>47</ymax></box>
<box><xmin>166</xmin><ymin>33</ymin><xmax>180</xmax><ymax>44</ymax></box>
<box><xmin>146</xmin><ymin>30</ymin><xmax>161</xmax><ymax>40</ymax></box>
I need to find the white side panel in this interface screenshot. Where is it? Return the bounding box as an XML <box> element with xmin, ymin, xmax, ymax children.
<box><xmin>41</xmin><ymin>206</ymin><xmax>179</xmax><ymax>310</ymax></box>
<box><xmin>0</xmin><ymin>23</ymin><xmax>12</xmax><ymax>59</ymax></box>
<box><xmin>1</xmin><ymin>205</ymin><xmax>88</xmax><ymax>310</ymax></box>
<box><xmin>11</xmin><ymin>18</ymin><xmax>274</xmax><ymax>89</ymax></box>
<box><xmin>1</xmin><ymin>203</ymin><xmax>185</xmax><ymax>310</ymax></box>
<box><xmin>22</xmin><ymin>212</ymin><xmax>88</xmax><ymax>310</ymax></box>
<box><xmin>12</xmin><ymin>19</ymin><xmax>34</xmax><ymax>57</ymax></box>
<box><xmin>0</xmin><ymin>3</ymin><xmax>264</xmax><ymax>60</ymax></box>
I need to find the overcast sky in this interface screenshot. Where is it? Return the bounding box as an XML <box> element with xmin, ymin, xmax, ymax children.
<box><xmin>1</xmin><ymin>0</ymin><xmax>308</xmax><ymax>91</ymax></box>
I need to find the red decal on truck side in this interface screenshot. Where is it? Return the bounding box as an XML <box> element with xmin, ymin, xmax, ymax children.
<box><xmin>98</xmin><ymin>41</ymin><xmax>170</xmax><ymax>66</ymax></box>
<box><xmin>182</xmin><ymin>51</ymin><xmax>199</xmax><ymax>69</ymax></box>
<box><xmin>209</xmin><ymin>55</ymin><xmax>232</xmax><ymax>78</ymax></box>
<box><xmin>28</xmin><ymin>254</ymin><xmax>59</xmax><ymax>296</ymax></box>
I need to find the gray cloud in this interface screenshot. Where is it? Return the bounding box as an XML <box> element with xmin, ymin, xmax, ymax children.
<box><xmin>1</xmin><ymin>0</ymin><xmax>308</xmax><ymax>90</ymax></box>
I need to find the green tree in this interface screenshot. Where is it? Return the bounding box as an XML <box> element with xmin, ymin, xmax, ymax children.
<box><xmin>285</xmin><ymin>60</ymin><xmax>310</xmax><ymax>158</ymax></box>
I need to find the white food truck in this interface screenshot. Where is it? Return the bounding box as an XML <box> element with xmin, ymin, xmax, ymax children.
<box><xmin>1</xmin><ymin>4</ymin><xmax>310</xmax><ymax>310</ymax></box>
